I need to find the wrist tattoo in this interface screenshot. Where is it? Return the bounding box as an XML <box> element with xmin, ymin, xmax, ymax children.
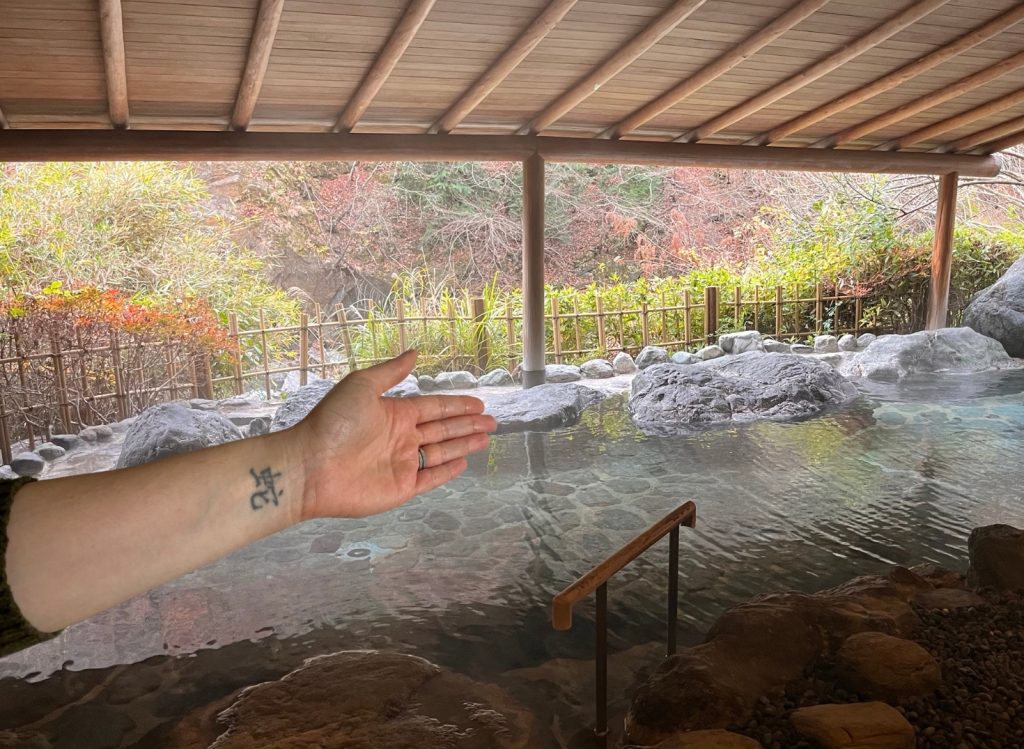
<box><xmin>249</xmin><ymin>466</ymin><xmax>284</xmax><ymax>511</ymax></box>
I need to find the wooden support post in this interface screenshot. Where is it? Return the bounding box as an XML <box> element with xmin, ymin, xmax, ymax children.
<box><xmin>472</xmin><ymin>297</ymin><xmax>489</xmax><ymax>374</ymax></box>
<box><xmin>927</xmin><ymin>173</ymin><xmax>959</xmax><ymax>330</ymax></box>
<box><xmin>522</xmin><ymin>152</ymin><xmax>546</xmax><ymax>388</ymax></box>
<box><xmin>299</xmin><ymin>313</ymin><xmax>310</xmax><ymax>385</ymax></box>
<box><xmin>704</xmin><ymin>286</ymin><xmax>719</xmax><ymax>344</ymax></box>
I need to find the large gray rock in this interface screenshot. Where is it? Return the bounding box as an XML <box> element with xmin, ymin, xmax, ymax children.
<box><xmin>485</xmin><ymin>383</ymin><xmax>605</xmax><ymax>433</ymax></box>
<box><xmin>434</xmin><ymin>370</ymin><xmax>478</xmax><ymax>390</ymax></box>
<box><xmin>117</xmin><ymin>402</ymin><xmax>242</xmax><ymax>468</ymax></box>
<box><xmin>10</xmin><ymin>452</ymin><xmax>45</xmax><ymax>477</ymax></box>
<box><xmin>763</xmin><ymin>339</ymin><xmax>791</xmax><ymax>354</ymax></box>
<box><xmin>968</xmin><ymin>524</ymin><xmax>1024</xmax><ymax>591</ymax></box>
<box><xmin>580</xmin><ymin>359</ymin><xmax>614</xmax><ymax>379</ymax></box>
<box><xmin>718</xmin><ymin>331</ymin><xmax>764</xmax><ymax>355</ymax></box>
<box><xmin>207</xmin><ymin>650</ymin><xmax>541</xmax><ymax>749</ymax></box>
<box><xmin>840</xmin><ymin>327</ymin><xmax>1015</xmax><ymax>381</ymax></box>
<box><xmin>384</xmin><ymin>375</ymin><xmax>421</xmax><ymax>398</ymax></box>
<box><xmin>49</xmin><ymin>434</ymin><xmax>82</xmax><ymax>451</ymax></box>
<box><xmin>612</xmin><ymin>351</ymin><xmax>638</xmax><ymax>374</ymax></box>
<box><xmin>963</xmin><ymin>256</ymin><xmax>1024</xmax><ymax>357</ymax></box>
<box><xmin>696</xmin><ymin>345</ymin><xmax>724</xmax><ymax>361</ymax></box>
<box><xmin>34</xmin><ymin>442</ymin><xmax>65</xmax><ymax>461</ymax></box>
<box><xmin>628</xmin><ymin>353</ymin><xmax>857</xmax><ymax>434</ymax></box>
<box><xmin>479</xmin><ymin>368</ymin><xmax>515</xmax><ymax>387</ymax></box>
<box><xmin>857</xmin><ymin>333</ymin><xmax>877</xmax><ymax>348</ymax></box>
<box><xmin>814</xmin><ymin>334</ymin><xmax>839</xmax><ymax>353</ymax></box>
<box><xmin>837</xmin><ymin>334</ymin><xmax>858</xmax><ymax>352</ymax></box>
<box><xmin>545</xmin><ymin>363</ymin><xmax>582</xmax><ymax>383</ymax></box>
<box><xmin>270</xmin><ymin>379</ymin><xmax>335</xmax><ymax>432</ymax></box>
<box><xmin>670</xmin><ymin>351</ymin><xmax>700</xmax><ymax>365</ymax></box>
<box><xmin>636</xmin><ymin>345</ymin><xmax>669</xmax><ymax>369</ymax></box>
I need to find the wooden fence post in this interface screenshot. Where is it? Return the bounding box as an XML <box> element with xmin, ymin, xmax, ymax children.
<box><xmin>0</xmin><ymin>389</ymin><xmax>11</xmax><ymax>466</ymax></box>
<box><xmin>815</xmin><ymin>283</ymin><xmax>824</xmax><ymax>333</ymax></box>
<box><xmin>396</xmin><ymin>298</ymin><xmax>409</xmax><ymax>355</ymax></box>
<box><xmin>572</xmin><ymin>298</ymin><xmax>582</xmax><ymax>356</ymax></box>
<box><xmin>228</xmin><ymin>312</ymin><xmax>243</xmax><ymax>396</ymax></box>
<box><xmin>855</xmin><ymin>295</ymin><xmax>863</xmax><ymax>336</ymax></box>
<box><xmin>337</xmin><ymin>306</ymin><xmax>357</xmax><ymax>373</ymax></box>
<box><xmin>551</xmin><ymin>297</ymin><xmax>562</xmax><ymax>364</ymax></box>
<box><xmin>194</xmin><ymin>355</ymin><xmax>214</xmax><ymax>400</ymax></box>
<box><xmin>471</xmin><ymin>297</ymin><xmax>490</xmax><ymax>374</ymax></box>
<box><xmin>110</xmin><ymin>330</ymin><xmax>129</xmax><ymax>419</ymax></box>
<box><xmin>733</xmin><ymin>286</ymin><xmax>742</xmax><ymax>329</ymax></box>
<box><xmin>775</xmin><ymin>285</ymin><xmax>783</xmax><ymax>338</ymax></box>
<box><xmin>49</xmin><ymin>333</ymin><xmax>72</xmax><ymax>434</ymax></box>
<box><xmin>314</xmin><ymin>303</ymin><xmax>327</xmax><ymax>378</ymax></box>
<box><xmin>445</xmin><ymin>301</ymin><xmax>458</xmax><ymax>368</ymax></box>
<box><xmin>505</xmin><ymin>304</ymin><xmax>516</xmax><ymax>372</ymax></box>
<box><xmin>164</xmin><ymin>345</ymin><xmax>179</xmax><ymax>402</ymax></box>
<box><xmin>299</xmin><ymin>313</ymin><xmax>310</xmax><ymax>386</ymax></box>
<box><xmin>704</xmin><ymin>286</ymin><xmax>719</xmax><ymax>344</ymax></box>
<box><xmin>640</xmin><ymin>301</ymin><xmax>650</xmax><ymax>346</ymax></box>
<box><xmin>258</xmin><ymin>309</ymin><xmax>272</xmax><ymax>399</ymax></box>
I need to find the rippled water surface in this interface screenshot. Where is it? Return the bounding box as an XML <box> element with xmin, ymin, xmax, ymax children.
<box><xmin>4</xmin><ymin>371</ymin><xmax>1024</xmax><ymax>745</ymax></box>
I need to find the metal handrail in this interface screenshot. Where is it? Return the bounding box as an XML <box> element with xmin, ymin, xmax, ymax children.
<box><xmin>551</xmin><ymin>500</ymin><xmax>697</xmax><ymax>748</ymax></box>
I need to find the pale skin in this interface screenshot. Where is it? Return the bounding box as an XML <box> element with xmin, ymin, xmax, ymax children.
<box><xmin>5</xmin><ymin>350</ymin><xmax>496</xmax><ymax>634</ymax></box>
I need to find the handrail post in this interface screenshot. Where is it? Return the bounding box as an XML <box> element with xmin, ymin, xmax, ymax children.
<box><xmin>668</xmin><ymin>525</ymin><xmax>679</xmax><ymax>656</ymax></box>
<box><xmin>595</xmin><ymin>582</ymin><xmax>608</xmax><ymax>749</ymax></box>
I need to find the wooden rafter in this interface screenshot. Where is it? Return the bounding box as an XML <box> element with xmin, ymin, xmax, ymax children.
<box><xmin>430</xmin><ymin>0</ymin><xmax>578</xmax><ymax>135</ymax></box>
<box><xmin>888</xmin><ymin>87</ymin><xmax>1024</xmax><ymax>151</ymax></box>
<box><xmin>519</xmin><ymin>0</ymin><xmax>709</xmax><ymax>136</ymax></box>
<box><xmin>679</xmin><ymin>0</ymin><xmax>950</xmax><ymax>144</ymax></box>
<box><xmin>952</xmin><ymin>115</ymin><xmax>1024</xmax><ymax>153</ymax></box>
<box><xmin>750</xmin><ymin>4</ymin><xmax>1024</xmax><ymax>146</ymax></box>
<box><xmin>230</xmin><ymin>0</ymin><xmax>285</xmax><ymax>132</ymax></box>
<box><xmin>98</xmin><ymin>0</ymin><xmax>130</xmax><ymax>129</ymax></box>
<box><xmin>982</xmin><ymin>127</ymin><xmax>1024</xmax><ymax>154</ymax></box>
<box><xmin>817</xmin><ymin>50</ymin><xmax>1024</xmax><ymax>148</ymax></box>
<box><xmin>0</xmin><ymin>130</ymin><xmax>1000</xmax><ymax>176</ymax></box>
<box><xmin>604</xmin><ymin>0</ymin><xmax>829</xmax><ymax>140</ymax></box>
<box><xmin>333</xmin><ymin>0</ymin><xmax>437</xmax><ymax>134</ymax></box>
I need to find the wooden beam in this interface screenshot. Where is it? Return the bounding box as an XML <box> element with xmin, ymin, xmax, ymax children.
<box><xmin>230</xmin><ymin>0</ymin><xmax>285</xmax><ymax>132</ymax></box>
<box><xmin>817</xmin><ymin>50</ymin><xmax>1024</xmax><ymax>148</ymax></box>
<box><xmin>888</xmin><ymin>87</ymin><xmax>1024</xmax><ymax>150</ymax></box>
<box><xmin>978</xmin><ymin>125</ymin><xmax>1024</xmax><ymax>155</ymax></box>
<box><xmin>0</xmin><ymin>106</ymin><xmax>8</xmax><ymax>130</ymax></box>
<box><xmin>949</xmin><ymin>114</ymin><xmax>1024</xmax><ymax>153</ymax></box>
<box><xmin>604</xmin><ymin>0</ymin><xmax>829</xmax><ymax>140</ymax></box>
<box><xmin>333</xmin><ymin>0</ymin><xmax>437</xmax><ymax>133</ymax></box>
<box><xmin>681</xmin><ymin>0</ymin><xmax>950</xmax><ymax>144</ymax></box>
<box><xmin>926</xmin><ymin>173</ymin><xmax>958</xmax><ymax>330</ymax></box>
<box><xmin>521</xmin><ymin>152</ymin><xmax>546</xmax><ymax>388</ymax></box>
<box><xmin>431</xmin><ymin>0</ymin><xmax>577</xmax><ymax>135</ymax></box>
<box><xmin>519</xmin><ymin>0</ymin><xmax>709</xmax><ymax>135</ymax></box>
<box><xmin>98</xmin><ymin>0</ymin><xmax>130</xmax><ymax>129</ymax></box>
<box><xmin>751</xmin><ymin>4</ymin><xmax>1024</xmax><ymax>146</ymax></box>
<box><xmin>0</xmin><ymin>130</ymin><xmax>1001</xmax><ymax>176</ymax></box>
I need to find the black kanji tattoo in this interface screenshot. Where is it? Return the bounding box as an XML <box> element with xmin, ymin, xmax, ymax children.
<box><xmin>249</xmin><ymin>466</ymin><xmax>283</xmax><ymax>511</ymax></box>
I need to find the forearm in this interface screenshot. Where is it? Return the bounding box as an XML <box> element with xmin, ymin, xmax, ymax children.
<box><xmin>5</xmin><ymin>428</ymin><xmax>306</xmax><ymax>632</ymax></box>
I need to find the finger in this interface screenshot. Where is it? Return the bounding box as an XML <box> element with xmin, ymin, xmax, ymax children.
<box><xmin>412</xmin><ymin>394</ymin><xmax>485</xmax><ymax>424</ymax></box>
<box><xmin>415</xmin><ymin>457</ymin><xmax>468</xmax><ymax>495</ymax></box>
<box><xmin>417</xmin><ymin>414</ymin><xmax>497</xmax><ymax>444</ymax></box>
<box><xmin>420</xmin><ymin>433</ymin><xmax>491</xmax><ymax>468</ymax></box>
<box><xmin>356</xmin><ymin>350</ymin><xmax>417</xmax><ymax>394</ymax></box>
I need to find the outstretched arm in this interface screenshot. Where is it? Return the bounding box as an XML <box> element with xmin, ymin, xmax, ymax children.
<box><xmin>5</xmin><ymin>351</ymin><xmax>495</xmax><ymax>633</ymax></box>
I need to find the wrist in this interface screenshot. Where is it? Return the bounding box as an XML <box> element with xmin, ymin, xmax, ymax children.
<box><xmin>250</xmin><ymin>428</ymin><xmax>308</xmax><ymax>530</ymax></box>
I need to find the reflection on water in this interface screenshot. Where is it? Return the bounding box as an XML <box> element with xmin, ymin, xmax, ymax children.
<box><xmin>4</xmin><ymin>371</ymin><xmax>1024</xmax><ymax>744</ymax></box>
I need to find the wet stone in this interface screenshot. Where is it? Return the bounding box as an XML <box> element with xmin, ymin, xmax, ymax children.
<box><xmin>424</xmin><ymin>510</ymin><xmax>461</xmax><ymax>532</ymax></box>
<box><xmin>608</xmin><ymin>477</ymin><xmax>651</xmax><ymax>495</ymax></box>
<box><xmin>598</xmin><ymin>508</ymin><xmax>647</xmax><ymax>531</ymax></box>
<box><xmin>35</xmin><ymin>443</ymin><xmax>65</xmax><ymax>461</ymax></box>
<box><xmin>462</xmin><ymin>517</ymin><xmax>501</xmax><ymax>537</ymax></box>
<box><xmin>531</xmin><ymin>479</ymin><xmax>576</xmax><ymax>496</ymax></box>
<box><xmin>48</xmin><ymin>434</ymin><xmax>82</xmax><ymax>451</ymax></box>
<box><xmin>309</xmin><ymin>534</ymin><xmax>344</xmax><ymax>553</ymax></box>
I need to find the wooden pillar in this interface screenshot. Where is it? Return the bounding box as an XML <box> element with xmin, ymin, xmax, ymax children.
<box><xmin>926</xmin><ymin>173</ymin><xmax>959</xmax><ymax>330</ymax></box>
<box><xmin>522</xmin><ymin>152</ymin><xmax>546</xmax><ymax>388</ymax></box>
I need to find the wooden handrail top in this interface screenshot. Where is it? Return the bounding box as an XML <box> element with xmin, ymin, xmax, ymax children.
<box><xmin>552</xmin><ymin>501</ymin><xmax>696</xmax><ymax>631</ymax></box>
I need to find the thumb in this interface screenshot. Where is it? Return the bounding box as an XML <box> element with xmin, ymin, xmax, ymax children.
<box><xmin>360</xmin><ymin>349</ymin><xmax>418</xmax><ymax>394</ymax></box>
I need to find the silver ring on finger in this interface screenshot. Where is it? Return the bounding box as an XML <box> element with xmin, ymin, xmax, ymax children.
<box><xmin>417</xmin><ymin>447</ymin><xmax>427</xmax><ymax>471</ymax></box>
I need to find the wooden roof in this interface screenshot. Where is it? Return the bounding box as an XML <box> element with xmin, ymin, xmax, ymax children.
<box><xmin>1</xmin><ymin>0</ymin><xmax>1023</xmax><ymax>173</ymax></box>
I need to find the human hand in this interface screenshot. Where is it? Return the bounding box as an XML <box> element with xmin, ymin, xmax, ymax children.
<box><xmin>292</xmin><ymin>351</ymin><xmax>496</xmax><ymax>521</ymax></box>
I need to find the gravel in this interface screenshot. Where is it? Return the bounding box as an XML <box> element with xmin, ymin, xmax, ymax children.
<box><xmin>728</xmin><ymin>590</ymin><xmax>1024</xmax><ymax>749</ymax></box>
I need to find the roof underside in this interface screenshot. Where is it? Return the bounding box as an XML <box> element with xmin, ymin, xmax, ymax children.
<box><xmin>1</xmin><ymin>0</ymin><xmax>1023</xmax><ymax>164</ymax></box>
